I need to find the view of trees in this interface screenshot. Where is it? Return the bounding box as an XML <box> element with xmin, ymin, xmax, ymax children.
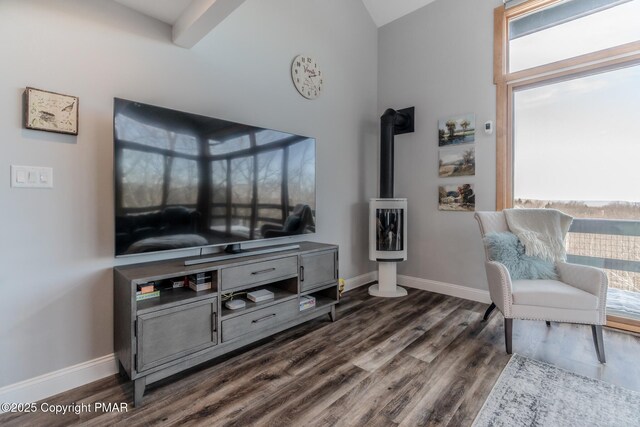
<box><xmin>514</xmin><ymin>199</ymin><xmax>640</xmax><ymax>220</ymax></box>
<box><xmin>118</xmin><ymin>114</ymin><xmax>315</xmax><ymax>237</ymax></box>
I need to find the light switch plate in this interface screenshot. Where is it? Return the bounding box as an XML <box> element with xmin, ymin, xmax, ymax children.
<box><xmin>11</xmin><ymin>165</ymin><xmax>53</xmax><ymax>188</ymax></box>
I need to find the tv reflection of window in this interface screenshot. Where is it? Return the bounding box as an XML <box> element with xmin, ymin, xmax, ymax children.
<box><xmin>287</xmin><ymin>139</ymin><xmax>315</xmax><ymax>210</ymax></box>
<box><xmin>116</xmin><ymin>114</ymin><xmax>198</xmax><ymax>155</ymax></box>
<box><xmin>114</xmin><ymin>98</ymin><xmax>317</xmax><ymax>256</ymax></box>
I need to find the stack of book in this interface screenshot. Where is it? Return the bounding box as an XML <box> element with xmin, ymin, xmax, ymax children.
<box><xmin>136</xmin><ymin>282</ymin><xmax>160</xmax><ymax>301</ymax></box>
<box><xmin>189</xmin><ymin>272</ymin><xmax>212</xmax><ymax>292</ymax></box>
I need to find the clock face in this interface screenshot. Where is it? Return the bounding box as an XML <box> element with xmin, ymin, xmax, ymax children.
<box><xmin>291</xmin><ymin>54</ymin><xmax>323</xmax><ymax>99</ymax></box>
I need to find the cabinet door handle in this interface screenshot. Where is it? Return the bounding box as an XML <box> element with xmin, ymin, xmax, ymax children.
<box><xmin>212</xmin><ymin>312</ymin><xmax>217</xmax><ymax>332</ymax></box>
<box><xmin>251</xmin><ymin>267</ymin><xmax>276</xmax><ymax>275</ymax></box>
<box><xmin>252</xmin><ymin>313</ymin><xmax>276</xmax><ymax>323</ymax></box>
<box><xmin>300</xmin><ymin>266</ymin><xmax>305</xmax><ymax>281</ymax></box>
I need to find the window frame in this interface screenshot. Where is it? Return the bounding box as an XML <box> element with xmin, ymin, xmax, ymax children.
<box><xmin>494</xmin><ymin>0</ymin><xmax>640</xmax><ymax>210</ymax></box>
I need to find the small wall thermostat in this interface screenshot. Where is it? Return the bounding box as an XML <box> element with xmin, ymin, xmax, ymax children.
<box><xmin>484</xmin><ymin>120</ymin><xmax>493</xmax><ymax>135</ymax></box>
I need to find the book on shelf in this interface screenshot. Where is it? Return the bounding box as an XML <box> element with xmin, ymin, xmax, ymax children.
<box><xmin>136</xmin><ymin>290</ymin><xmax>160</xmax><ymax>301</ymax></box>
<box><xmin>247</xmin><ymin>289</ymin><xmax>275</xmax><ymax>303</ymax></box>
<box><xmin>189</xmin><ymin>281</ymin><xmax>212</xmax><ymax>292</ymax></box>
<box><xmin>188</xmin><ymin>273</ymin><xmax>212</xmax><ymax>285</ymax></box>
<box><xmin>172</xmin><ymin>278</ymin><xmax>186</xmax><ymax>288</ymax></box>
<box><xmin>137</xmin><ymin>283</ymin><xmax>156</xmax><ymax>294</ymax></box>
<box><xmin>299</xmin><ymin>295</ymin><xmax>316</xmax><ymax>311</ymax></box>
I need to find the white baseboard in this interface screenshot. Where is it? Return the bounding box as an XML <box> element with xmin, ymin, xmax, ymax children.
<box><xmin>0</xmin><ymin>354</ymin><xmax>117</xmax><ymax>409</ymax></box>
<box><xmin>344</xmin><ymin>270</ymin><xmax>490</xmax><ymax>305</ymax></box>
<box><xmin>397</xmin><ymin>275</ymin><xmax>491</xmax><ymax>304</ymax></box>
<box><xmin>343</xmin><ymin>271</ymin><xmax>378</xmax><ymax>292</ymax></box>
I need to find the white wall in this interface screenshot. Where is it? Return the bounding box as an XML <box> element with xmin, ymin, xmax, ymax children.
<box><xmin>378</xmin><ymin>0</ymin><xmax>501</xmax><ymax>289</ymax></box>
<box><xmin>0</xmin><ymin>0</ymin><xmax>377</xmax><ymax>387</ymax></box>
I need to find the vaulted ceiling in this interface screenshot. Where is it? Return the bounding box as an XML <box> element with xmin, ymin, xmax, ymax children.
<box><xmin>360</xmin><ymin>0</ymin><xmax>438</xmax><ymax>27</ymax></box>
<box><xmin>112</xmin><ymin>0</ymin><xmax>438</xmax><ymax>47</ymax></box>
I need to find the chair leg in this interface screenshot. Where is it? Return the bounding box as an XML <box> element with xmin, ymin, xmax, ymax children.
<box><xmin>483</xmin><ymin>303</ymin><xmax>496</xmax><ymax>321</ymax></box>
<box><xmin>591</xmin><ymin>325</ymin><xmax>606</xmax><ymax>364</ymax></box>
<box><xmin>504</xmin><ymin>318</ymin><xmax>513</xmax><ymax>354</ymax></box>
<box><xmin>546</xmin><ymin>321</ymin><xmax>551</xmax><ymax>327</ymax></box>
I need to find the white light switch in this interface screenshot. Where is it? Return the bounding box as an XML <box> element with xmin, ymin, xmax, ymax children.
<box><xmin>16</xmin><ymin>168</ymin><xmax>26</xmax><ymax>183</ymax></box>
<box><xmin>11</xmin><ymin>165</ymin><xmax>53</xmax><ymax>188</ymax></box>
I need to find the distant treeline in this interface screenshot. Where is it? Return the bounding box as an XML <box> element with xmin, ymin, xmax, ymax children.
<box><xmin>514</xmin><ymin>199</ymin><xmax>640</xmax><ymax>220</ymax></box>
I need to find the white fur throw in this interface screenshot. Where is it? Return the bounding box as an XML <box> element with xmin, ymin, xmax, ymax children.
<box><xmin>504</xmin><ymin>209</ymin><xmax>573</xmax><ymax>262</ymax></box>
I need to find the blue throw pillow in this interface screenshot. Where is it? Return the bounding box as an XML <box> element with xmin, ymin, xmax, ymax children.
<box><xmin>483</xmin><ymin>232</ymin><xmax>558</xmax><ymax>280</ymax></box>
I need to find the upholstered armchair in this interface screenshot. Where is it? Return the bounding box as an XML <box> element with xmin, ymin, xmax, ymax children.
<box><xmin>475</xmin><ymin>211</ymin><xmax>608</xmax><ymax>363</ymax></box>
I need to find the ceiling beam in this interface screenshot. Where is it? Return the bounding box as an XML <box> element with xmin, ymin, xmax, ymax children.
<box><xmin>172</xmin><ymin>0</ymin><xmax>247</xmax><ymax>48</ymax></box>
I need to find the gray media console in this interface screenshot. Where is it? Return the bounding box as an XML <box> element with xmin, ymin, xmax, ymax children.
<box><xmin>114</xmin><ymin>242</ymin><xmax>339</xmax><ymax>406</ymax></box>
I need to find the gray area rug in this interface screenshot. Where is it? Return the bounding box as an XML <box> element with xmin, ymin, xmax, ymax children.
<box><xmin>472</xmin><ymin>354</ymin><xmax>640</xmax><ymax>427</ymax></box>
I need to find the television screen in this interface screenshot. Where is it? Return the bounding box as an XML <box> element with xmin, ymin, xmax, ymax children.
<box><xmin>114</xmin><ymin>98</ymin><xmax>316</xmax><ymax>256</ymax></box>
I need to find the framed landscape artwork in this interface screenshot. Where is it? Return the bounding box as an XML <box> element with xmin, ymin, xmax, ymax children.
<box><xmin>439</xmin><ymin>145</ymin><xmax>475</xmax><ymax>177</ymax></box>
<box><xmin>24</xmin><ymin>87</ymin><xmax>78</xmax><ymax>135</ymax></box>
<box><xmin>439</xmin><ymin>184</ymin><xmax>475</xmax><ymax>211</ymax></box>
<box><xmin>438</xmin><ymin>113</ymin><xmax>475</xmax><ymax>146</ymax></box>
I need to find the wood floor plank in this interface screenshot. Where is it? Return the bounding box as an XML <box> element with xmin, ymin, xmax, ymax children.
<box><xmin>380</xmin><ymin>313</ymin><xmax>500</xmax><ymax>424</ymax></box>
<box><xmin>445</xmin><ymin>350</ymin><xmax>510</xmax><ymax>427</ymax></box>
<box><xmin>352</xmin><ymin>296</ymin><xmax>463</xmax><ymax>372</ymax></box>
<box><xmin>404</xmin><ymin>305</ymin><xmax>482</xmax><ymax>363</ymax></box>
<box><xmin>212</xmin><ymin>353</ymin><xmax>369</xmax><ymax>426</ymax></box>
<box><xmin>396</xmin><ymin>318</ymin><xmax>501</xmax><ymax>426</ymax></box>
<box><xmin>312</xmin><ymin>353</ymin><xmax>430</xmax><ymax>427</ymax></box>
<box><xmin>2</xmin><ymin>286</ymin><xmax>639</xmax><ymax>427</ymax></box>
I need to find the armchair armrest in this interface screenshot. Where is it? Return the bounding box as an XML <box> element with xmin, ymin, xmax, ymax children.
<box><xmin>556</xmin><ymin>262</ymin><xmax>608</xmax><ymax>298</ymax></box>
<box><xmin>484</xmin><ymin>261</ymin><xmax>513</xmax><ymax>317</ymax></box>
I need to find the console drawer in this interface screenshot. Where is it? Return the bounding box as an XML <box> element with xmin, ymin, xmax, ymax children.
<box><xmin>220</xmin><ymin>256</ymin><xmax>298</xmax><ymax>291</ymax></box>
<box><xmin>221</xmin><ymin>298</ymin><xmax>299</xmax><ymax>342</ymax></box>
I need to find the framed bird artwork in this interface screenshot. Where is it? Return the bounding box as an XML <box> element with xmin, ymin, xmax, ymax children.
<box><xmin>23</xmin><ymin>87</ymin><xmax>79</xmax><ymax>135</ymax></box>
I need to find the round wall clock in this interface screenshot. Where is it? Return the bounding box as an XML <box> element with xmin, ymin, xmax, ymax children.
<box><xmin>291</xmin><ymin>54</ymin><xmax>323</xmax><ymax>99</ymax></box>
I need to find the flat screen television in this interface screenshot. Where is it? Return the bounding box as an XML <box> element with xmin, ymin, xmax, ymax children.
<box><xmin>114</xmin><ymin>98</ymin><xmax>316</xmax><ymax>256</ymax></box>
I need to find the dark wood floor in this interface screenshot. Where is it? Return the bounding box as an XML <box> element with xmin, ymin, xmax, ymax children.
<box><xmin>2</xmin><ymin>286</ymin><xmax>639</xmax><ymax>426</ymax></box>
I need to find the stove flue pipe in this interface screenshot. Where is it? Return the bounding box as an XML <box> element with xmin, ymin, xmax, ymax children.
<box><xmin>379</xmin><ymin>107</ymin><xmax>415</xmax><ymax>199</ymax></box>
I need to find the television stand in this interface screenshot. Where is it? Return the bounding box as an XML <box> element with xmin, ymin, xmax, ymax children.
<box><xmin>184</xmin><ymin>244</ymin><xmax>301</xmax><ymax>266</ymax></box>
<box><xmin>114</xmin><ymin>242</ymin><xmax>339</xmax><ymax>406</ymax></box>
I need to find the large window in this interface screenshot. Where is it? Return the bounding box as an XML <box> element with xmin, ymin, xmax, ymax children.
<box><xmin>513</xmin><ymin>65</ymin><xmax>640</xmax><ymax>208</ymax></box>
<box><xmin>495</xmin><ymin>0</ymin><xmax>640</xmax><ymax>209</ymax></box>
<box><xmin>495</xmin><ymin>0</ymin><xmax>640</xmax><ymax>331</ymax></box>
<box><xmin>508</xmin><ymin>0</ymin><xmax>640</xmax><ymax>72</ymax></box>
